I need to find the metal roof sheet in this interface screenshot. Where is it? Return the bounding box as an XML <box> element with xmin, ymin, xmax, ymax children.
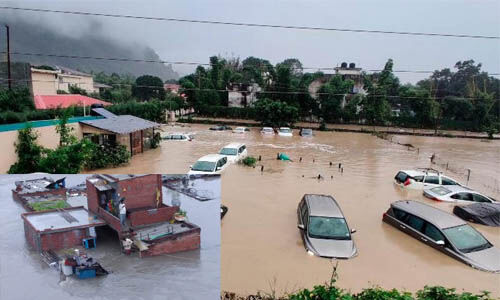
<box><xmin>80</xmin><ymin>115</ymin><xmax>160</xmax><ymax>134</ymax></box>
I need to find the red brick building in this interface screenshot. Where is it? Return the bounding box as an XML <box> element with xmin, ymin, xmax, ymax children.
<box><xmin>86</xmin><ymin>175</ymin><xmax>200</xmax><ymax>257</ymax></box>
<box><xmin>21</xmin><ymin>206</ymin><xmax>106</xmax><ymax>252</ymax></box>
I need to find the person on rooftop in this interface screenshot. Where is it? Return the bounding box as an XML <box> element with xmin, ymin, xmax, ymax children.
<box><xmin>119</xmin><ymin>199</ymin><xmax>126</xmax><ymax>226</ymax></box>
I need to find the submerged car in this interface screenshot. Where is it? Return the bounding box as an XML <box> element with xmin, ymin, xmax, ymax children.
<box><xmin>161</xmin><ymin>133</ymin><xmax>192</xmax><ymax>141</ymax></box>
<box><xmin>232</xmin><ymin>127</ymin><xmax>250</xmax><ymax>133</ymax></box>
<box><xmin>219</xmin><ymin>143</ymin><xmax>248</xmax><ymax>163</ymax></box>
<box><xmin>188</xmin><ymin>154</ymin><xmax>228</xmax><ymax>175</ymax></box>
<box><xmin>394</xmin><ymin>168</ymin><xmax>461</xmax><ymax>190</ymax></box>
<box><xmin>424</xmin><ymin>185</ymin><xmax>497</xmax><ymax>203</ymax></box>
<box><xmin>383</xmin><ymin>200</ymin><xmax>500</xmax><ymax>272</ymax></box>
<box><xmin>260</xmin><ymin>127</ymin><xmax>275</xmax><ymax>135</ymax></box>
<box><xmin>278</xmin><ymin>127</ymin><xmax>293</xmax><ymax>137</ymax></box>
<box><xmin>297</xmin><ymin>194</ymin><xmax>357</xmax><ymax>259</ymax></box>
<box><xmin>209</xmin><ymin>125</ymin><xmax>232</xmax><ymax>131</ymax></box>
<box><xmin>300</xmin><ymin>128</ymin><xmax>313</xmax><ymax>137</ymax></box>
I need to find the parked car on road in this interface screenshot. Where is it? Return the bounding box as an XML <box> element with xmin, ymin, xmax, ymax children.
<box><xmin>232</xmin><ymin>127</ymin><xmax>250</xmax><ymax>133</ymax></box>
<box><xmin>383</xmin><ymin>200</ymin><xmax>500</xmax><ymax>272</ymax></box>
<box><xmin>260</xmin><ymin>127</ymin><xmax>275</xmax><ymax>135</ymax></box>
<box><xmin>278</xmin><ymin>127</ymin><xmax>293</xmax><ymax>137</ymax></box>
<box><xmin>297</xmin><ymin>194</ymin><xmax>357</xmax><ymax>259</ymax></box>
<box><xmin>161</xmin><ymin>133</ymin><xmax>193</xmax><ymax>141</ymax></box>
<box><xmin>300</xmin><ymin>128</ymin><xmax>313</xmax><ymax>137</ymax></box>
<box><xmin>394</xmin><ymin>168</ymin><xmax>461</xmax><ymax>190</ymax></box>
<box><xmin>188</xmin><ymin>154</ymin><xmax>228</xmax><ymax>175</ymax></box>
<box><xmin>424</xmin><ymin>186</ymin><xmax>497</xmax><ymax>203</ymax></box>
<box><xmin>219</xmin><ymin>143</ymin><xmax>248</xmax><ymax>163</ymax></box>
<box><xmin>209</xmin><ymin>125</ymin><xmax>232</xmax><ymax>131</ymax></box>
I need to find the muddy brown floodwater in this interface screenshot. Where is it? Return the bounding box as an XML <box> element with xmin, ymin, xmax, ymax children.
<box><xmin>96</xmin><ymin>124</ymin><xmax>500</xmax><ymax>297</ymax></box>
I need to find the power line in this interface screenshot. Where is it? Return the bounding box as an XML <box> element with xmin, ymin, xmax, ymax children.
<box><xmin>2</xmin><ymin>77</ymin><xmax>498</xmax><ymax>101</ymax></box>
<box><xmin>1</xmin><ymin>6</ymin><xmax>499</xmax><ymax>40</ymax></box>
<box><xmin>5</xmin><ymin>51</ymin><xmax>500</xmax><ymax>76</ymax></box>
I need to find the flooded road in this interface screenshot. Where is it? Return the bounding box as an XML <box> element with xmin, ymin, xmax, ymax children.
<box><xmin>0</xmin><ymin>174</ymin><xmax>220</xmax><ymax>300</ymax></box>
<box><xmin>96</xmin><ymin>124</ymin><xmax>500</xmax><ymax>296</ymax></box>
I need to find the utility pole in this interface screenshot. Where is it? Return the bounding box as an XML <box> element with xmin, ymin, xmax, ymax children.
<box><xmin>5</xmin><ymin>25</ymin><xmax>11</xmax><ymax>90</ymax></box>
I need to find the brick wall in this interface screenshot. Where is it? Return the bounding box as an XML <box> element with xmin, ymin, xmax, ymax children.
<box><xmin>129</xmin><ymin>205</ymin><xmax>178</xmax><ymax>227</ymax></box>
<box><xmin>97</xmin><ymin>207</ymin><xmax>123</xmax><ymax>233</ymax></box>
<box><xmin>117</xmin><ymin>175</ymin><xmax>163</xmax><ymax>210</ymax></box>
<box><xmin>39</xmin><ymin>228</ymin><xmax>87</xmax><ymax>251</ymax></box>
<box><xmin>24</xmin><ymin>221</ymin><xmax>40</xmax><ymax>251</ymax></box>
<box><xmin>86</xmin><ymin>180</ymin><xmax>99</xmax><ymax>214</ymax></box>
<box><xmin>140</xmin><ymin>228</ymin><xmax>201</xmax><ymax>257</ymax></box>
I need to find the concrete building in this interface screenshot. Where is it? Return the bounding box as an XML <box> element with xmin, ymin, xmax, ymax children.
<box><xmin>21</xmin><ymin>206</ymin><xmax>106</xmax><ymax>252</ymax></box>
<box><xmin>164</xmin><ymin>83</ymin><xmax>180</xmax><ymax>95</ymax></box>
<box><xmin>227</xmin><ymin>83</ymin><xmax>261</xmax><ymax>108</ymax></box>
<box><xmin>308</xmin><ymin>62</ymin><xmax>366</xmax><ymax>103</ymax></box>
<box><xmin>31</xmin><ymin>66</ymin><xmax>102</xmax><ymax>96</ymax></box>
<box><xmin>86</xmin><ymin>175</ymin><xmax>201</xmax><ymax>257</ymax></box>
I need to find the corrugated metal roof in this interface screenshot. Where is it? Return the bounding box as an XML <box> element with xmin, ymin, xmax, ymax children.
<box><xmin>92</xmin><ymin>108</ymin><xmax>117</xmax><ymax>118</ymax></box>
<box><xmin>80</xmin><ymin>115</ymin><xmax>160</xmax><ymax>134</ymax></box>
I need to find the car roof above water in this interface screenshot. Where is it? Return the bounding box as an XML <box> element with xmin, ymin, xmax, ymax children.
<box><xmin>391</xmin><ymin>200</ymin><xmax>466</xmax><ymax>229</ymax></box>
<box><xmin>304</xmin><ymin>194</ymin><xmax>343</xmax><ymax>218</ymax></box>
<box><xmin>198</xmin><ymin>154</ymin><xmax>225</xmax><ymax>162</ymax></box>
<box><xmin>223</xmin><ymin>143</ymin><xmax>245</xmax><ymax>149</ymax></box>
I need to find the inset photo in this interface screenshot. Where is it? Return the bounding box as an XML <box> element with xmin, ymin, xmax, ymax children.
<box><xmin>0</xmin><ymin>174</ymin><xmax>220</xmax><ymax>300</ymax></box>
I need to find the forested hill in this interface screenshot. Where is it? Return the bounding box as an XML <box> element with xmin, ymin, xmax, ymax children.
<box><xmin>5</xmin><ymin>18</ymin><xmax>179</xmax><ymax>80</ymax></box>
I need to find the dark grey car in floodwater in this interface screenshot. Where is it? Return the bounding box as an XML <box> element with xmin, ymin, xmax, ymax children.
<box><xmin>297</xmin><ymin>194</ymin><xmax>357</xmax><ymax>258</ymax></box>
<box><xmin>383</xmin><ymin>200</ymin><xmax>500</xmax><ymax>273</ymax></box>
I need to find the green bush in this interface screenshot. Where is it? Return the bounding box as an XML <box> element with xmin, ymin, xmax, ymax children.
<box><xmin>84</xmin><ymin>143</ymin><xmax>131</xmax><ymax>170</ymax></box>
<box><xmin>241</xmin><ymin>156</ymin><xmax>257</xmax><ymax>167</ymax></box>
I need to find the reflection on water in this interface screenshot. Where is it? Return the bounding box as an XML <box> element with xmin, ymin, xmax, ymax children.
<box><xmin>96</xmin><ymin>124</ymin><xmax>500</xmax><ymax>296</ymax></box>
<box><xmin>0</xmin><ymin>174</ymin><xmax>220</xmax><ymax>300</ymax></box>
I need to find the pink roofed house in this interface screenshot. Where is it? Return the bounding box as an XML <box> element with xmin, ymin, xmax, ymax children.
<box><xmin>34</xmin><ymin>95</ymin><xmax>112</xmax><ymax>110</ymax></box>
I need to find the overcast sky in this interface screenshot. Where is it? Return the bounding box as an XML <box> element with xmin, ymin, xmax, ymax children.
<box><xmin>2</xmin><ymin>0</ymin><xmax>499</xmax><ymax>83</ymax></box>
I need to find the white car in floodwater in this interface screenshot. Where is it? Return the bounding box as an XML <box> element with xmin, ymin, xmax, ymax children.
<box><xmin>219</xmin><ymin>143</ymin><xmax>248</xmax><ymax>163</ymax></box>
<box><xmin>261</xmin><ymin>127</ymin><xmax>275</xmax><ymax>135</ymax></box>
<box><xmin>161</xmin><ymin>132</ymin><xmax>193</xmax><ymax>141</ymax></box>
<box><xmin>188</xmin><ymin>154</ymin><xmax>228</xmax><ymax>175</ymax></box>
<box><xmin>232</xmin><ymin>127</ymin><xmax>249</xmax><ymax>134</ymax></box>
<box><xmin>423</xmin><ymin>185</ymin><xmax>497</xmax><ymax>203</ymax></box>
<box><xmin>394</xmin><ymin>168</ymin><xmax>461</xmax><ymax>190</ymax></box>
<box><xmin>278</xmin><ymin>127</ymin><xmax>293</xmax><ymax>137</ymax></box>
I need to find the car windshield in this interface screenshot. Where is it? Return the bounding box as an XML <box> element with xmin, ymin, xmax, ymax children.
<box><xmin>443</xmin><ymin>224</ymin><xmax>491</xmax><ymax>253</ymax></box>
<box><xmin>191</xmin><ymin>161</ymin><xmax>216</xmax><ymax>172</ymax></box>
<box><xmin>308</xmin><ymin>216</ymin><xmax>350</xmax><ymax>240</ymax></box>
<box><xmin>280</xmin><ymin>128</ymin><xmax>291</xmax><ymax>133</ymax></box>
<box><xmin>430</xmin><ymin>186</ymin><xmax>452</xmax><ymax>196</ymax></box>
<box><xmin>220</xmin><ymin>148</ymin><xmax>238</xmax><ymax>155</ymax></box>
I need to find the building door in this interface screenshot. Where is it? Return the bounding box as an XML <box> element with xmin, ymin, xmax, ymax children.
<box><xmin>130</xmin><ymin>131</ymin><xmax>142</xmax><ymax>155</ymax></box>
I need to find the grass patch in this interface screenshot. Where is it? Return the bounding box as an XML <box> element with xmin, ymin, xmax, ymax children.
<box><xmin>29</xmin><ymin>200</ymin><xmax>69</xmax><ymax>211</ymax></box>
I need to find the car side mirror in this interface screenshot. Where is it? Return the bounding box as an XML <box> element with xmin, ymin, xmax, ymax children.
<box><xmin>351</xmin><ymin>228</ymin><xmax>357</xmax><ymax>234</ymax></box>
<box><xmin>189</xmin><ymin>165</ymin><xmax>193</xmax><ymax>169</ymax></box>
<box><xmin>436</xmin><ymin>240</ymin><xmax>445</xmax><ymax>246</ymax></box>
<box><xmin>297</xmin><ymin>224</ymin><xmax>305</xmax><ymax>230</ymax></box>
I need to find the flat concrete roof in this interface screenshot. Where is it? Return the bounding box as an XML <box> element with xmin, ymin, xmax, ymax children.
<box><xmin>23</xmin><ymin>207</ymin><xmax>106</xmax><ymax>232</ymax></box>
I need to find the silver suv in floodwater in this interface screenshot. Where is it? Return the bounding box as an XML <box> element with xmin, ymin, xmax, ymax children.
<box><xmin>297</xmin><ymin>194</ymin><xmax>357</xmax><ymax>259</ymax></box>
<box><xmin>383</xmin><ymin>200</ymin><xmax>500</xmax><ymax>273</ymax></box>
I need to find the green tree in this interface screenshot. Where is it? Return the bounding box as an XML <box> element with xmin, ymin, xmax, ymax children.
<box><xmin>56</xmin><ymin>110</ymin><xmax>77</xmax><ymax>146</ymax></box>
<box><xmin>8</xmin><ymin>125</ymin><xmax>42</xmax><ymax>174</ymax></box>
<box><xmin>361</xmin><ymin>59</ymin><xmax>397</xmax><ymax>124</ymax></box>
<box><xmin>132</xmin><ymin>75</ymin><xmax>166</xmax><ymax>101</ymax></box>
<box><xmin>318</xmin><ymin>75</ymin><xmax>354</xmax><ymax>122</ymax></box>
<box><xmin>0</xmin><ymin>88</ymin><xmax>34</xmax><ymax>112</ymax></box>
<box><xmin>253</xmin><ymin>98</ymin><xmax>299</xmax><ymax>127</ymax></box>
